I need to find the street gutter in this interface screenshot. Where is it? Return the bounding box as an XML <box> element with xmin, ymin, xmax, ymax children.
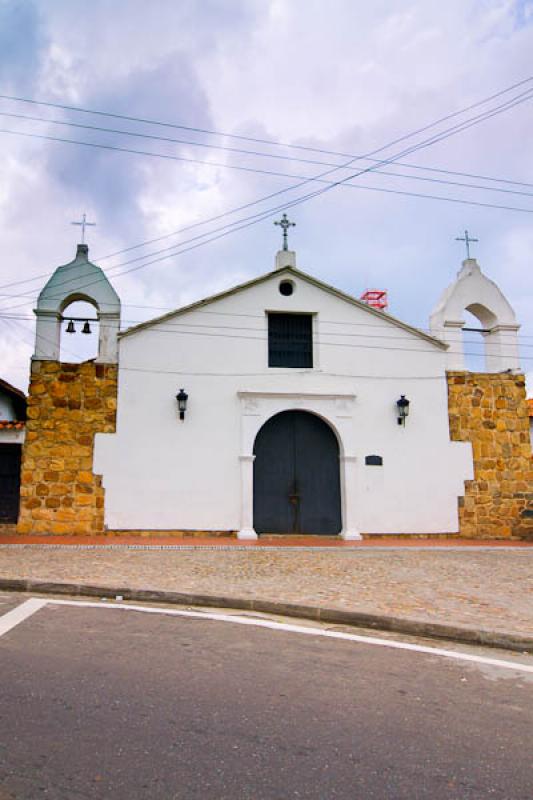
<box><xmin>2</xmin><ymin>577</ymin><xmax>532</xmax><ymax>654</ymax></box>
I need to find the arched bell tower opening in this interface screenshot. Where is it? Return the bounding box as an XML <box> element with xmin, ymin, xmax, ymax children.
<box><xmin>59</xmin><ymin>298</ymin><xmax>100</xmax><ymax>363</ymax></box>
<box><xmin>461</xmin><ymin>308</ymin><xmax>486</xmax><ymax>372</ymax></box>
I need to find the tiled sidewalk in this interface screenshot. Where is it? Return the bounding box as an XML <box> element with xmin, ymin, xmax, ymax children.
<box><xmin>1</xmin><ymin>543</ymin><xmax>532</xmax><ymax>639</ymax></box>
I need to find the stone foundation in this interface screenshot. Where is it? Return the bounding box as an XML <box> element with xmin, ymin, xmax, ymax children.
<box><xmin>447</xmin><ymin>371</ymin><xmax>533</xmax><ymax>538</ymax></box>
<box><xmin>17</xmin><ymin>361</ymin><xmax>117</xmax><ymax>535</ymax></box>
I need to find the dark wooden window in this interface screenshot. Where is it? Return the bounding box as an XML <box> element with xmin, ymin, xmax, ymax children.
<box><xmin>268</xmin><ymin>313</ymin><xmax>313</xmax><ymax>368</ymax></box>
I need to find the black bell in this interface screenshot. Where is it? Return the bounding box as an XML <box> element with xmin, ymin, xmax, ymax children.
<box><xmin>66</xmin><ymin>320</ymin><xmax>75</xmax><ymax>334</ymax></box>
<box><xmin>82</xmin><ymin>320</ymin><xmax>91</xmax><ymax>334</ymax></box>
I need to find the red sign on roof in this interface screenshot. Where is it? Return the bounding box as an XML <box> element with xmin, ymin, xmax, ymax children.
<box><xmin>360</xmin><ymin>289</ymin><xmax>388</xmax><ymax>311</ymax></box>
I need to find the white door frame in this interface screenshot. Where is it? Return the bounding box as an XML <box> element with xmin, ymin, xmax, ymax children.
<box><xmin>237</xmin><ymin>391</ymin><xmax>361</xmax><ymax>540</ymax></box>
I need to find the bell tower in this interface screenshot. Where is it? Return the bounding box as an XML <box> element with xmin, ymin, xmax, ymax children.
<box><xmin>34</xmin><ymin>243</ymin><xmax>121</xmax><ymax>363</ymax></box>
<box><xmin>430</xmin><ymin>253</ymin><xmax>530</xmax><ymax>540</ymax></box>
<box><xmin>430</xmin><ymin>257</ymin><xmax>520</xmax><ymax>373</ymax></box>
<box><xmin>17</xmin><ymin>244</ymin><xmax>121</xmax><ymax>536</ymax></box>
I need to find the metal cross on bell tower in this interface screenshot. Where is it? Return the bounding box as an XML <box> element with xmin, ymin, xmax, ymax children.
<box><xmin>274</xmin><ymin>213</ymin><xmax>295</xmax><ymax>251</ymax></box>
<box><xmin>455</xmin><ymin>229</ymin><xmax>478</xmax><ymax>260</ymax></box>
<box><xmin>71</xmin><ymin>213</ymin><xmax>96</xmax><ymax>244</ymax></box>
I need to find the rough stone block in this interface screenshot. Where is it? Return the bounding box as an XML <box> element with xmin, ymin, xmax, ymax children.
<box><xmin>45</xmin><ymin>497</ymin><xmax>61</xmax><ymax>509</ymax></box>
<box><xmin>75</xmin><ymin>494</ymin><xmax>96</xmax><ymax>506</ymax></box>
<box><xmin>25</xmin><ymin>498</ymin><xmax>41</xmax><ymax>510</ymax></box>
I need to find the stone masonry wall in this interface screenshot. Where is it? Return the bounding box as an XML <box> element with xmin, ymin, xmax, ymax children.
<box><xmin>447</xmin><ymin>371</ymin><xmax>533</xmax><ymax>539</ymax></box>
<box><xmin>17</xmin><ymin>361</ymin><xmax>117</xmax><ymax>535</ymax></box>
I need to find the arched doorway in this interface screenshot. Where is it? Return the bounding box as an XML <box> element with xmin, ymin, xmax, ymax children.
<box><xmin>253</xmin><ymin>410</ymin><xmax>342</xmax><ymax>535</ymax></box>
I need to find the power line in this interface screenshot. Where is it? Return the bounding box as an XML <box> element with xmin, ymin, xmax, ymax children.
<box><xmin>0</xmin><ymin>316</ymin><xmax>454</xmax><ymax>381</ymax></box>
<box><xmin>8</xmin><ymin>314</ymin><xmax>532</xmax><ymax>360</ymax></box>
<box><xmin>2</xmin><ymin>152</ymin><xmax>533</xmax><ymax>304</ymax></box>
<box><xmin>1</xmin><ymin>83</ymin><xmax>531</xmax><ymax>224</ymax></box>
<box><xmin>0</xmin><ymin>312</ymin><xmax>510</xmax><ymax>345</ymax></box>
<box><xmin>1</xmin><ymin>74</ymin><xmax>531</xmax><ymax>161</ymax></box>
<box><xmin>4</xmin><ymin>164</ymin><xmax>533</xmax><ymax>307</ymax></box>
<box><xmin>1</xmin><ymin>80</ymin><xmax>532</xmax><ymax>310</ymax></box>
<box><xmin>117</xmin><ymin>368</ymin><xmax>459</xmax><ymax>379</ymax></box>
<box><xmin>0</xmin><ymin>79</ymin><xmax>532</xmax><ymax>300</ymax></box>
<box><xmin>2</xmin><ymin>178</ymin><xmax>532</xmax><ymax>313</ymax></box>
<box><xmin>2</xmin><ymin>309</ymin><xmax>533</xmax><ymax>346</ymax></box>
<box><xmin>3</xmin><ymin>109</ymin><xmax>533</xmax><ymax>201</ymax></box>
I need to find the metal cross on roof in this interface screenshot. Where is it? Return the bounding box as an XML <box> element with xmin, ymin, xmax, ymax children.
<box><xmin>274</xmin><ymin>213</ymin><xmax>295</xmax><ymax>252</ymax></box>
<box><xmin>71</xmin><ymin>213</ymin><xmax>96</xmax><ymax>244</ymax></box>
<box><xmin>455</xmin><ymin>229</ymin><xmax>478</xmax><ymax>260</ymax></box>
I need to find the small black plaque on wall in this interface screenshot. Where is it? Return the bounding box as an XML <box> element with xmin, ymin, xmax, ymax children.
<box><xmin>365</xmin><ymin>455</ymin><xmax>383</xmax><ymax>466</ymax></box>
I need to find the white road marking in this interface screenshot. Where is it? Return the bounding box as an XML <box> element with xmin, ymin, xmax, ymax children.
<box><xmin>38</xmin><ymin>598</ymin><xmax>533</xmax><ymax>675</ymax></box>
<box><xmin>0</xmin><ymin>597</ymin><xmax>47</xmax><ymax>637</ymax></box>
<box><xmin>1</xmin><ymin>596</ymin><xmax>531</xmax><ymax>675</ymax></box>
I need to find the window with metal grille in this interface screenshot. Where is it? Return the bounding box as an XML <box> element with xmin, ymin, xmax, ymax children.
<box><xmin>268</xmin><ymin>313</ymin><xmax>313</xmax><ymax>368</ymax></box>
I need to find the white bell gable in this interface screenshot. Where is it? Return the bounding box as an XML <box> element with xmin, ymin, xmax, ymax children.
<box><xmin>34</xmin><ymin>244</ymin><xmax>121</xmax><ymax>363</ymax></box>
<box><xmin>430</xmin><ymin>258</ymin><xmax>520</xmax><ymax>372</ymax></box>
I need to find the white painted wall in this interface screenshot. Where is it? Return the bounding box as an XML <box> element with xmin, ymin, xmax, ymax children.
<box><xmin>94</xmin><ymin>268</ymin><xmax>473</xmax><ymax>535</ymax></box>
<box><xmin>0</xmin><ymin>428</ymin><xmax>25</xmax><ymax>444</ymax></box>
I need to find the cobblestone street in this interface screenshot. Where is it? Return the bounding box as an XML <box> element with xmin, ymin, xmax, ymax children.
<box><xmin>1</xmin><ymin>545</ymin><xmax>532</xmax><ymax>639</ymax></box>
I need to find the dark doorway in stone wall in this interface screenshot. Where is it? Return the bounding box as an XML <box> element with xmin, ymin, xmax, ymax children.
<box><xmin>0</xmin><ymin>444</ymin><xmax>22</xmax><ymax>523</ymax></box>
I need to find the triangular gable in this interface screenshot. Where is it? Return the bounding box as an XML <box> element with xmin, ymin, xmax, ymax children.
<box><xmin>119</xmin><ymin>265</ymin><xmax>447</xmax><ymax>349</ymax></box>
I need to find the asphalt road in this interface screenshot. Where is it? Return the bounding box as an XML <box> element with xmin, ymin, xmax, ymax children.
<box><xmin>0</xmin><ymin>593</ymin><xmax>532</xmax><ymax>800</ymax></box>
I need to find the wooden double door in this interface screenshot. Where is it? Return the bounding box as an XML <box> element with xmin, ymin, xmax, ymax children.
<box><xmin>253</xmin><ymin>411</ymin><xmax>342</xmax><ymax>535</ymax></box>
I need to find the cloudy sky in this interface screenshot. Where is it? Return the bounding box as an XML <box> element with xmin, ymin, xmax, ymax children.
<box><xmin>0</xmin><ymin>0</ymin><xmax>532</xmax><ymax>391</ymax></box>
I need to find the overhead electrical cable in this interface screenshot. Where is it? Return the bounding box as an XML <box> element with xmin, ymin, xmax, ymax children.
<box><xmin>1</xmin><ymin>79</ymin><xmax>531</xmax><ymax>310</ymax></box>
<box><xmin>0</xmin><ymin>74</ymin><xmax>531</xmax><ymax>158</ymax></box>
<box><xmin>0</xmin><ymin>78</ymin><xmax>532</xmax><ymax>300</ymax></box>
<box><xmin>2</xmin><ymin>309</ymin><xmax>531</xmax><ymax>348</ymax></box>
<box><xmin>9</xmin><ymin>314</ymin><xmax>532</xmax><ymax>362</ymax></box>
<box><xmin>2</xmin><ymin>110</ymin><xmax>533</xmax><ymax>201</ymax></box>
<box><xmin>2</xmin><ymin>307</ymin><xmax>533</xmax><ymax>345</ymax></box>
<box><xmin>3</xmin><ymin>167</ymin><xmax>533</xmax><ymax>306</ymax></box>
<box><xmin>0</xmin><ymin>315</ymin><xmax>468</xmax><ymax>380</ymax></box>
<box><xmin>1</xmin><ymin>155</ymin><xmax>532</xmax><ymax>300</ymax></box>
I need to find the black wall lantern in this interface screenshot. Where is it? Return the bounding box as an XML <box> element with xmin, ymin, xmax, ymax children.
<box><xmin>176</xmin><ymin>388</ymin><xmax>188</xmax><ymax>421</ymax></box>
<box><xmin>396</xmin><ymin>395</ymin><xmax>410</xmax><ymax>426</ymax></box>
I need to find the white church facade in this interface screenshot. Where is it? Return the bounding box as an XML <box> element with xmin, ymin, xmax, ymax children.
<box><xmin>16</xmin><ymin>236</ymin><xmax>532</xmax><ymax>540</ymax></box>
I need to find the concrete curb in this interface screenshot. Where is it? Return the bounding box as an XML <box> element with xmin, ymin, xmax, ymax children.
<box><xmin>2</xmin><ymin>577</ymin><xmax>532</xmax><ymax>654</ymax></box>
